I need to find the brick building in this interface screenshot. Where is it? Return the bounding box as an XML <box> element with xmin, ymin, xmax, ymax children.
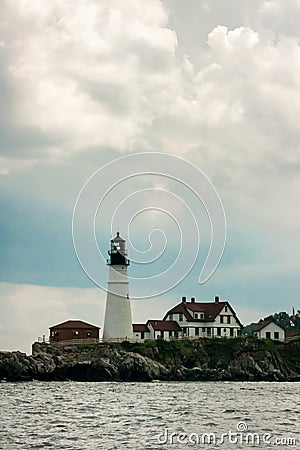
<box><xmin>49</xmin><ymin>320</ymin><xmax>100</xmax><ymax>344</ymax></box>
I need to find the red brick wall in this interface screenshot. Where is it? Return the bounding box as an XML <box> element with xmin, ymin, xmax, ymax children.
<box><xmin>49</xmin><ymin>327</ymin><xmax>99</xmax><ymax>342</ymax></box>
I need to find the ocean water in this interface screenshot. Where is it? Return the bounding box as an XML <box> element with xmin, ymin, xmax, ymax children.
<box><xmin>0</xmin><ymin>381</ymin><xmax>299</xmax><ymax>449</ymax></box>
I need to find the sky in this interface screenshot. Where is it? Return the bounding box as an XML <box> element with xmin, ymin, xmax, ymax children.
<box><xmin>1</xmin><ymin>0</ymin><xmax>300</xmax><ymax>354</ymax></box>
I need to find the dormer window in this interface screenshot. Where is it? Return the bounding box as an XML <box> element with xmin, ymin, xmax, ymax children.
<box><xmin>194</xmin><ymin>312</ymin><xmax>204</xmax><ymax>319</ymax></box>
<box><xmin>169</xmin><ymin>314</ymin><xmax>173</xmax><ymax>320</ymax></box>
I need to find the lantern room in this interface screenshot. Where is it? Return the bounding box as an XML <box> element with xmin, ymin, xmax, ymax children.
<box><xmin>107</xmin><ymin>232</ymin><xmax>130</xmax><ymax>266</ymax></box>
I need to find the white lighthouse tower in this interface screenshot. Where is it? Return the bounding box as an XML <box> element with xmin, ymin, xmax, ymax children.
<box><xmin>103</xmin><ymin>232</ymin><xmax>133</xmax><ymax>341</ymax></box>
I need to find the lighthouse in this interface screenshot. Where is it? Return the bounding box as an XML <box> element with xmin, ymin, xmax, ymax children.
<box><xmin>103</xmin><ymin>232</ymin><xmax>133</xmax><ymax>341</ymax></box>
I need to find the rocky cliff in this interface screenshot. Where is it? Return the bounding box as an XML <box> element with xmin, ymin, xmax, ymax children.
<box><xmin>0</xmin><ymin>336</ymin><xmax>299</xmax><ymax>382</ymax></box>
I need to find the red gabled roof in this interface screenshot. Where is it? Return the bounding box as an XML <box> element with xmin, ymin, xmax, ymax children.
<box><xmin>253</xmin><ymin>320</ymin><xmax>272</xmax><ymax>332</ymax></box>
<box><xmin>163</xmin><ymin>300</ymin><xmax>242</xmax><ymax>327</ymax></box>
<box><xmin>132</xmin><ymin>324</ymin><xmax>150</xmax><ymax>332</ymax></box>
<box><xmin>253</xmin><ymin>320</ymin><xmax>285</xmax><ymax>332</ymax></box>
<box><xmin>164</xmin><ymin>302</ymin><xmax>194</xmax><ymax>321</ymax></box>
<box><xmin>147</xmin><ymin>320</ymin><xmax>182</xmax><ymax>331</ymax></box>
<box><xmin>186</xmin><ymin>301</ymin><xmax>226</xmax><ymax>319</ymax></box>
<box><xmin>49</xmin><ymin>320</ymin><xmax>100</xmax><ymax>330</ymax></box>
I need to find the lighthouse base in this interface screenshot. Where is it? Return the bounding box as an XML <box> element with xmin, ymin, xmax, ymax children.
<box><xmin>103</xmin><ymin>292</ymin><xmax>133</xmax><ymax>341</ymax></box>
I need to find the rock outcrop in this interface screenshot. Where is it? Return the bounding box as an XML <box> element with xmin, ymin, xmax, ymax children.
<box><xmin>0</xmin><ymin>336</ymin><xmax>299</xmax><ymax>382</ymax></box>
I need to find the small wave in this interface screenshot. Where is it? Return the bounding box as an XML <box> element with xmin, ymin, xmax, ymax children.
<box><xmin>2</xmin><ymin>381</ymin><xmax>298</xmax><ymax>448</ymax></box>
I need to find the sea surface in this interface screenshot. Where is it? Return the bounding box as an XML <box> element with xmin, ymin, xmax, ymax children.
<box><xmin>0</xmin><ymin>381</ymin><xmax>299</xmax><ymax>449</ymax></box>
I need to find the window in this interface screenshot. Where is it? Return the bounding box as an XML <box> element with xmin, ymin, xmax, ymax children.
<box><xmin>274</xmin><ymin>332</ymin><xmax>279</xmax><ymax>340</ymax></box>
<box><xmin>230</xmin><ymin>328</ymin><xmax>234</xmax><ymax>337</ymax></box>
<box><xmin>169</xmin><ymin>314</ymin><xmax>173</xmax><ymax>320</ymax></box>
<box><xmin>194</xmin><ymin>313</ymin><xmax>198</xmax><ymax>319</ymax></box>
<box><xmin>266</xmin><ymin>332</ymin><xmax>271</xmax><ymax>339</ymax></box>
<box><xmin>141</xmin><ymin>331</ymin><xmax>145</xmax><ymax>339</ymax></box>
<box><xmin>195</xmin><ymin>327</ymin><xmax>199</xmax><ymax>336</ymax></box>
<box><xmin>200</xmin><ymin>313</ymin><xmax>204</xmax><ymax>319</ymax></box>
<box><xmin>160</xmin><ymin>331</ymin><xmax>164</xmax><ymax>339</ymax></box>
<box><xmin>207</xmin><ymin>327</ymin><xmax>211</xmax><ymax>335</ymax></box>
<box><xmin>227</xmin><ymin>316</ymin><xmax>231</xmax><ymax>324</ymax></box>
<box><xmin>87</xmin><ymin>331</ymin><xmax>92</xmax><ymax>337</ymax></box>
<box><xmin>182</xmin><ymin>327</ymin><xmax>187</xmax><ymax>335</ymax></box>
<box><xmin>169</xmin><ymin>331</ymin><xmax>172</xmax><ymax>338</ymax></box>
<box><xmin>73</xmin><ymin>330</ymin><xmax>79</xmax><ymax>336</ymax></box>
<box><xmin>220</xmin><ymin>315</ymin><xmax>224</xmax><ymax>323</ymax></box>
<box><xmin>179</xmin><ymin>313</ymin><xmax>183</xmax><ymax>322</ymax></box>
<box><xmin>202</xmin><ymin>327</ymin><xmax>206</xmax><ymax>332</ymax></box>
<box><xmin>217</xmin><ymin>328</ymin><xmax>221</xmax><ymax>336</ymax></box>
<box><xmin>224</xmin><ymin>305</ymin><xmax>228</xmax><ymax>312</ymax></box>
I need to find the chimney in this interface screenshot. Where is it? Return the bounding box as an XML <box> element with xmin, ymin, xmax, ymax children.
<box><xmin>215</xmin><ymin>296</ymin><xmax>219</xmax><ymax>303</ymax></box>
<box><xmin>191</xmin><ymin>297</ymin><xmax>195</xmax><ymax>303</ymax></box>
<box><xmin>182</xmin><ymin>296</ymin><xmax>186</xmax><ymax>303</ymax></box>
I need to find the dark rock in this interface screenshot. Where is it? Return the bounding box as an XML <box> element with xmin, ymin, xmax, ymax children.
<box><xmin>0</xmin><ymin>351</ymin><xmax>36</xmax><ymax>381</ymax></box>
<box><xmin>110</xmin><ymin>351</ymin><xmax>169</xmax><ymax>381</ymax></box>
<box><xmin>1</xmin><ymin>337</ymin><xmax>299</xmax><ymax>382</ymax></box>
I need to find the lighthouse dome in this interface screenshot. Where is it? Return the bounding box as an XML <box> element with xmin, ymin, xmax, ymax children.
<box><xmin>111</xmin><ymin>231</ymin><xmax>126</xmax><ymax>243</ymax></box>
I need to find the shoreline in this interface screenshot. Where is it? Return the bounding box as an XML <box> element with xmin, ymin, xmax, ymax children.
<box><xmin>1</xmin><ymin>336</ymin><xmax>299</xmax><ymax>383</ymax></box>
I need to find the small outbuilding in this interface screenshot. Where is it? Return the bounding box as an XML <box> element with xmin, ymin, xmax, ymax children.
<box><xmin>253</xmin><ymin>320</ymin><xmax>285</xmax><ymax>342</ymax></box>
<box><xmin>132</xmin><ymin>324</ymin><xmax>151</xmax><ymax>340</ymax></box>
<box><xmin>49</xmin><ymin>320</ymin><xmax>100</xmax><ymax>344</ymax></box>
<box><xmin>146</xmin><ymin>320</ymin><xmax>182</xmax><ymax>340</ymax></box>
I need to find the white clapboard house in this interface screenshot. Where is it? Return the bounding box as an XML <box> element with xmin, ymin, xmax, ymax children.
<box><xmin>133</xmin><ymin>296</ymin><xmax>242</xmax><ymax>340</ymax></box>
<box><xmin>253</xmin><ymin>320</ymin><xmax>285</xmax><ymax>342</ymax></box>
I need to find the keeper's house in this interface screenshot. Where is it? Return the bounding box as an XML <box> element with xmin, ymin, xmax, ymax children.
<box><xmin>133</xmin><ymin>296</ymin><xmax>242</xmax><ymax>340</ymax></box>
<box><xmin>49</xmin><ymin>320</ymin><xmax>100</xmax><ymax>344</ymax></box>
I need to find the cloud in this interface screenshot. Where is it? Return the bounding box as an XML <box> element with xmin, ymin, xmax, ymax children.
<box><xmin>0</xmin><ymin>0</ymin><xmax>178</xmax><ymax>172</ymax></box>
<box><xmin>258</xmin><ymin>0</ymin><xmax>300</xmax><ymax>36</ymax></box>
<box><xmin>2</xmin><ymin>1</ymin><xmax>300</xmax><ymax>203</ymax></box>
<box><xmin>0</xmin><ymin>156</ymin><xmax>38</xmax><ymax>175</ymax></box>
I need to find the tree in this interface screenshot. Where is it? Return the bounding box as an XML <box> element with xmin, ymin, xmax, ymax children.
<box><xmin>263</xmin><ymin>312</ymin><xmax>292</xmax><ymax>330</ymax></box>
<box><xmin>243</xmin><ymin>310</ymin><xmax>300</xmax><ymax>334</ymax></box>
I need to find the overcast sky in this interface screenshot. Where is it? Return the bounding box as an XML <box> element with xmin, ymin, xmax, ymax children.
<box><xmin>1</xmin><ymin>0</ymin><xmax>299</xmax><ymax>353</ymax></box>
